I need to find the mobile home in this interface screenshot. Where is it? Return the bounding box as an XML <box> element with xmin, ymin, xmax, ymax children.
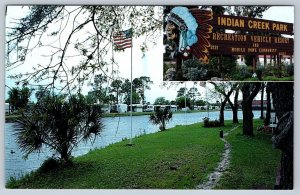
<box><xmin>111</xmin><ymin>103</ymin><xmax>128</xmax><ymax>113</ymax></box>
<box><xmin>144</xmin><ymin>105</ymin><xmax>155</xmax><ymax>112</ymax></box>
<box><xmin>132</xmin><ymin>104</ymin><xmax>143</xmax><ymax>112</ymax></box>
<box><xmin>101</xmin><ymin>104</ymin><xmax>111</xmax><ymax>113</ymax></box>
<box><xmin>170</xmin><ymin>105</ymin><xmax>177</xmax><ymax>112</ymax></box>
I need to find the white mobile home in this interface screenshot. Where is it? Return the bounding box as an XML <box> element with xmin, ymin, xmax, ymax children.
<box><xmin>101</xmin><ymin>104</ymin><xmax>111</xmax><ymax>113</ymax></box>
<box><xmin>145</xmin><ymin>105</ymin><xmax>155</xmax><ymax>112</ymax></box>
<box><xmin>111</xmin><ymin>104</ymin><xmax>128</xmax><ymax>113</ymax></box>
<box><xmin>181</xmin><ymin>107</ymin><xmax>189</xmax><ymax>111</ymax></box>
<box><xmin>170</xmin><ymin>105</ymin><xmax>177</xmax><ymax>112</ymax></box>
<box><xmin>117</xmin><ymin>104</ymin><xmax>128</xmax><ymax>113</ymax></box>
<box><xmin>132</xmin><ymin>104</ymin><xmax>143</xmax><ymax>112</ymax></box>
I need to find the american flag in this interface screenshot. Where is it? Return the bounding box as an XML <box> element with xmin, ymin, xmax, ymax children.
<box><xmin>113</xmin><ymin>28</ymin><xmax>132</xmax><ymax>50</ymax></box>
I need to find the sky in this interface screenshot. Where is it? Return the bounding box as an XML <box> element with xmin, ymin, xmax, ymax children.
<box><xmin>5</xmin><ymin>5</ymin><xmax>294</xmax><ymax>104</ymax></box>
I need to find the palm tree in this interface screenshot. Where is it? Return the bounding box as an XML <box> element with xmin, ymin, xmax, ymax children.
<box><xmin>149</xmin><ymin>108</ymin><xmax>172</xmax><ymax>131</ymax></box>
<box><xmin>16</xmin><ymin>94</ymin><xmax>103</xmax><ymax>164</ymax></box>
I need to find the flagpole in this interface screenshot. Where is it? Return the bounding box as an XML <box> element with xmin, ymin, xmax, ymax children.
<box><xmin>129</xmin><ymin>29</ymin><xmax>133</xmax><ymax>145</ymax></box>
<box><xmin>185</xmin><ymin>82</ymin><xmax>187</xmax><ymax>125</ymax></box>
<box><xmin>206</xmin><ymin>84</ymin><xmax>209</xmax><ymax>118</ymax></box>
<box><xmin>200</xmin><ymin>81</ymin><xmax>209</xmax><ymax>118</ymax></box>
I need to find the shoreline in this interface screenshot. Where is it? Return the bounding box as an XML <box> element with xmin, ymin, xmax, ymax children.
<box><xmin>5</xmin><ymin>109</ymin><xmax>220</xmax><ymax>123</ymax></box>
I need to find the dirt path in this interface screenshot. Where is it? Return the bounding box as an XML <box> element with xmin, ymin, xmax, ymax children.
<box><xmin>196</xmin><ymin>125</ymin><xmax>239</xmax><ymax>189</ymax></box>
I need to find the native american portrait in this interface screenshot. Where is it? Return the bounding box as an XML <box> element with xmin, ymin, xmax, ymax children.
<box><xmin>164</xmin><ymin>7</ymin><xmax>213</xmax><ymax>63</ymax></box>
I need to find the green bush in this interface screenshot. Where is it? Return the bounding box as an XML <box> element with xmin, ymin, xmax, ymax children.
<box><xmin>38</xmin><ymin>157</ymin><xmax>61</xmax><ymax>173</ymax></box>
<box><xmin>255</xmin><ymin>66</ymin><xmax>265</xmax><ymax>80</ymax></box>
<box><xmin>244</xmin><ymin>77</ymin><xmax>260</xmax><ymax>81</ymax></box>
<box><xmin>263</xmin><ymin>64</ymin><xmax>285</xmax><ymax>77</ymax></box>
<box><xmin>202</xmin><ymin>117</ymin><xmax>222</xmax><ymax>127</ymax></box>
<box><xmin>182</xmin><ymin>59</ymin><xmax>208</xmax><ymax>80</ymax></box>
<box><xmin>263</xmin><ymin>76</ymin><xmax>294</xmax><ymax>81</ymax></box>
<box><xmin>263</xmin><ymin>65</ymin><xmax>274</xmax><ymax>77</ymax></box>
<box><xmin>285</xmin><ymin>64</ymin><xmax>294</xmax><ymax>76</ymax></box>
<box><xmin>232</xmin><ymin>65</ymin><xmax>252</xmax><ymax>80</ymax></box>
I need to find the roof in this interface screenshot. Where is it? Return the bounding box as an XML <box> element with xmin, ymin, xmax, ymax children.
<box><xmin>238</xmin><ymin>100</ymin><xmax>268</xmax><ymax>106</ymax></box>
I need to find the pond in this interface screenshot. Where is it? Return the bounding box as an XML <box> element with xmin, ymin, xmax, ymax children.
<box><xmin>5</xmin><ymin>110</ymin><xmax>261</xmax><ymax>182</ymax></box>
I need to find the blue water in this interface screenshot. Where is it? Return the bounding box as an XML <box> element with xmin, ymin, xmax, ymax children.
<box><xmin>5</xmin><ymin>110</ymin><xmax>260</xmax><ymax>182</ymax></box>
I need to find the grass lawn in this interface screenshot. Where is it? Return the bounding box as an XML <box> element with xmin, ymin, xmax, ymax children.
<box><xmin>6</xmin><ymin>119</ymin><xmax>281</xmax><ymax>189</ymax></box>
<box><xmin>243</xmin><ymin>76</ymin><xmax>294</xmax><ymax>81</ymax></box>
<box><xmin>216</xmin><ymin>120</ymin><xmax>281</xmax><ymax>189</ymax></box>
<box><xmin>5</xmin><ymin>114</ymin><xmax>22</xmax><ymax>122</ymax></box>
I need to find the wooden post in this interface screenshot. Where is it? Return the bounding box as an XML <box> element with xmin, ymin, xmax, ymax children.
<box><xmin>220</xmin><ymin>55</ymin><xmax>223</xmax><ymax>79</ymax></box>
<box><xmin>277</xmin><ymin>55</ymin><xmax>281</xmax><ymax>77</ymax></box>
<box><xmin>279</xmin><ymin>55</ymin><xmax>282</xmax><ymax>77</ymax></box>
<box><xmin>264</xmin><ymin>55</ymin><xmax>267</xmax><ymax>67</ymax></box>
<box><xmin>252</xmin><ymin>55</ymin><xmax>257</xmax><ymax>72</ymax></box>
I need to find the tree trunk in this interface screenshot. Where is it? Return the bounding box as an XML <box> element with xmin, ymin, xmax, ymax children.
<box><xmin>252</xmin><ymin>55</ymin><xmax>257</xmax><ymax>73</ymax></box>
<box><xmin>117</xmin><ymin>89</ymin><xmax>119</xmax><ymax>104</ymax></box>
<box><xmin>61</xmin><ymin>144</ymin><xmax>70</xmax><ymax>164</ymax></box>
<box><xmin>242</xmin><ymin>101</ymin><xmax>254</xmax><ymax>136</ymax></box>
<box><xmin>161</xmin><ymin>117</ymin><xmax>166</xmax><ymax>131</ymax></box>
<box><xmin>219</xmin><ymin>55</ymin><xmax>223</xmax><ymax>78</ymax></box>
<box><xmin>278</xmin><ymin>55</ymin><xmax>282</xmax><ymax>78</ymax></box>
<box><xmin>264</xmin><ymin>83</ymin><xmax>271</xmax><ymax>126</ymax></box>
<box><xmin>228</xmin><ymin>88</ymin><xmax>239</xmax><ymax>124</ymax></box>
<box><xmin>219</xmin><ymin>99</ymin><xmax>226</xmax><ymax>126</ymax></box>
<box><xmin>227</xmin><ymin>99</ymin><xmax>238</xmax><ymax>124</ymax></box>
<box><xmin>219</xmin><ymin>99</ymin><xmax>227</xmax><ymax>126</ymax></box>
<box><xmin>260</xmin><ymin>83</ymin><xmax>265</xmax><ymax>119</ymax></box>
<box><xmin>241</xmin><ymin>82</ymin><xmax>261</xmax><ymax>136</ymax></box>
<box><xmin>233</xmin><ymin>88</ymin><xmax>239</xmax><ymax>123</ymax></box>
<box><xmin>270</xmin><ymin>82</ymin><xmax>293</xmax><ymax>189</ymax></box>
<box><xmin>232</xmin><ymin>107</ymin><xmax>238</xmax><ymax>124</ymax></box>
<box><xmin>271</xmin><ymin>82</ymin><xmax>293</xmax><ymax>118</ymax></box>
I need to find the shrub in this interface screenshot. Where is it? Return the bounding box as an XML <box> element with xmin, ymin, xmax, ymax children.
<box><xmin>255</xmin><ymin>66</ymin><xmax>265</xmax><ymax>80</ymax></box>
<box><xmin>202</xmin><ymin>117</ymin><xmax>222</xmax><ymax>127</ymax></box>
<box><xmin>38</xmin><ymin>157</ymin><xmax>61</xmax><ymax>173</ymax></box>
<box><xmin>182</xmin><ymin>59</ymin><xmax>208</xmax><ymax>80</ymax></box>
<box><xmin>263</xmin><ymin>76</ymin><xmax>294</xmax><ymax>81</ymax></box>
<box><xmin>149</xmin><ymin>107</ymin><xmax>173</xmax><ymax>131</ymax></box>
<box><xmin>232</xmin><ymin>65</ymin><xmax>252</xmax><ymax>80</ymax></box>
<box><xmin>285</xmin><ymin>64</ymin><xmax>294</xmax><ymax>76</ymax></box>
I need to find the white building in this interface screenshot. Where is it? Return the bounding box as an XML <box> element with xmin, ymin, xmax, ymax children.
<box><xmin>144</xmin><ymin>105</ymin><xmax>155</xmax><ymax>112</ymax></box>
<box><xmin>100</xmin><ymin>104</ymin><xmax>111</xmax><ymax>113</ymax></box>
<box><xmin>111</xmin><ymin>103</ymin><xmax>128</xmax><ymax>113</ymax></box>
<box><xmin>132</xmin><ymin>104</ymin><xmax>143</xmax><ymax>112</ymax></box>
<box><xmin>170</xmin><ymin>105</ymin><xmax>177</xmax><ymax>112</ymax></box>
<box><xmin>237</xmin><ymin>55</ymin><xmax>294</xmax><ymax>66</ymax></box>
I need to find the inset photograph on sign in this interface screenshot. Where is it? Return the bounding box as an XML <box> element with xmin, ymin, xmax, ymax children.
<box><xmin>163</xmin><ymin>6</ymin><xmax>294</xmax><ymax>81</ymax></box>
